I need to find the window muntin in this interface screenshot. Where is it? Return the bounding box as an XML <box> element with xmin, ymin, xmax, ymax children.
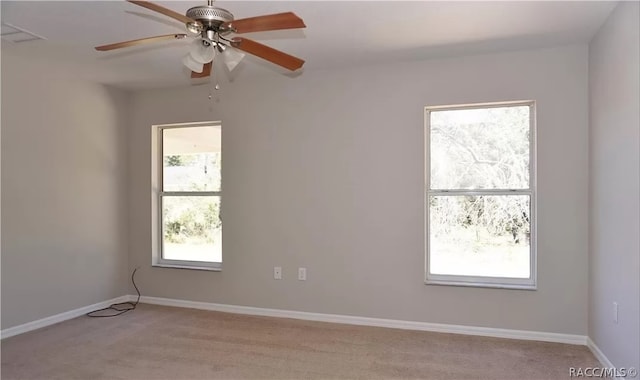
<box><xmin>425</xmin><ymin>102</ymin><xmax>536</xmax><ymax>289</ymax></box>
<box><xmin>156</xmin><ymin>123</ymin><xmax>222</xmax><ymax>269</ymax></box>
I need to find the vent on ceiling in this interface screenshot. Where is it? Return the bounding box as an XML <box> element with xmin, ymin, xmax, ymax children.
<box><xmin>1</xmin><ymin>23</ymin><xmax>45</xmax><ymax>43</ymax></box>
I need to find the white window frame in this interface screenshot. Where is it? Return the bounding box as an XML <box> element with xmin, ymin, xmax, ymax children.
<box><xmin>151</xmin><ymin>121</ymin><xmax>222</xmax><ymax>271</ymax></box>
<box><xmin>424</xmin><ymin>100</ymin><xmax>537</xmax><ymax>289</ymax></box>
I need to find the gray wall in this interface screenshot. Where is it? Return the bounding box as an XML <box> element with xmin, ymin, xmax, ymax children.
<box><xmin>129</xmin><ymin>45</ymin><xmax>590</xmax><ymax>335</ymax></box>
<box><xmin>588</xmin><ymin>1</ymin><xmax>640</xmax><ymax>369</ymax></box>
<box><xmin>1</xmin><ymin>51</ymin><xmax>130</xmax><ymax>329</ymax></box>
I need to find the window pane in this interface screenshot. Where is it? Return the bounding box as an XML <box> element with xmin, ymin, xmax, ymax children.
<box><xmin>429</xmin><ymin>195</ymin><xmax>530</xmax><ymax>278</ymax></box>
<box><xmin>163</xmin><ymin>126</ymin><xmax>221</xmax><ymax>192</ymax></box>
<box><xmin>430</xmin><ymin>106</ymin><xmax>529</xmax><ymax>190</ymax></box>
<box><xmin>162</xmin><ymin>196</ymin><xmax>221</xmax><ymax>263</ymax></box>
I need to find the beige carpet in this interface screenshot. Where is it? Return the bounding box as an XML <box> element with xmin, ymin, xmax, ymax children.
<box><xmin>2</xmin><ymin>304</ymin><xmax>599</xmax><ymax>380</ymax></box>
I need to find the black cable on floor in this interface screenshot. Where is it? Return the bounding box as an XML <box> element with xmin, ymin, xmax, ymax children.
<box><xmin>87</xmin><ymin>268</ymin><xmax>141</xmax><ymax>318</ymax></box>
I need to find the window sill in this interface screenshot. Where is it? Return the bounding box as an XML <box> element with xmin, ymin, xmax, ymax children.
<box><xmin>152</xmin><ymin>263</ymin><xmax>221</xmax><ymax>272</ymax></box>
<box><xmin>425</xmin><ymin>279</ymin><xmax>536</xmax><ymax>290</ymax></box>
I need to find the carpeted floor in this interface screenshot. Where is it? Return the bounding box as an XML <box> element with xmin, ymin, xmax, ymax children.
<box><xmin>1</xmin><ymin>303</ymin><xmax>599</xmax><ymax>380</ymax></box>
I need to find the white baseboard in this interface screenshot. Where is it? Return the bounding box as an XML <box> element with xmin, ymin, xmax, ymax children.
<box><xmin>586</xmin><ymin>338</ymin><xmax>619</xmax><ymax>372</ymax></box>
<box><xmin>133</xmin><ymin>295</ymin><xmax>587</xmax><ymax>345</ymax></box>
<box><xmin>0</xmin><ymin>294</ymin><xmax>589</xmax><ymax>346</ymax></box>
<box><xmin>1</xmin><ymin>295</ymin><xmax>130</xmax><ymax>340</ymax></box>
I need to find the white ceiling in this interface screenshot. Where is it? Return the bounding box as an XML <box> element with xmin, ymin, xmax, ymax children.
<box><xmin>1</xmin><ymin>1</ymin><xmax>616</xmax><ymax>90</ymax></box>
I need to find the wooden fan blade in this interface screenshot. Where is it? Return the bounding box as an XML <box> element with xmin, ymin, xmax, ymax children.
<box><xmin>225</xmin><ymin>12</ymin><xmax>305</xmax><ymax>34</ymax></box>
<box><xmin>231</xmin><ymin>37</ymin><xmax>304</xmax><ymax>71</ymax></box>
<box><xmin>95</xmin><ymin>34</ymin><xmax>187</xmax><ymax>51</ymax></box>
<box><xmin>127</xmin><ymin>1</ymin><xmax>195</xmax><ymax>24</ymax></box>
<box><xmin>191</xmin><ymin>62</ymin><xmax>213</xmax><ymax>78</ymax></box>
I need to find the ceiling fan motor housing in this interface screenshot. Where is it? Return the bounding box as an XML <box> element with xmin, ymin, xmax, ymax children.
<box><xmin>186</xmin><ymin>6</ymin><xmax>234</xmax><ymax>31</ymax></box>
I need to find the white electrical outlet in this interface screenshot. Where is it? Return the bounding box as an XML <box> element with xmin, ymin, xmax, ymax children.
<box><xmin>274</xmin><ymin>266</ymin><xmax>282</xmax><ymax>280</ymax></box>
<box><xmin>298</xmin><ymin>267</ymin><xmax>307</xmax><ymax>281</ymax></box>
<box><xmin>613</xmin><ymin>302</ymin><xmax>618</xmax><ymax>324</ymax></box>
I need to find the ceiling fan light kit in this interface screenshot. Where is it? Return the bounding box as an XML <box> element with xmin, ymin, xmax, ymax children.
<box><xmin>222</xmin><ymin>48</ymin><xmax>245</xmax><ymax>72</ymax></box>
<box><xmin>95</xmin><ymin>0</ymin><xmax>306</xmax><ymax>79</ymax></box>
<box><xmin>189</xmin><ymin>39</ymin><xmax>216</xmax><ymax>65</ymax></box>
<box><xmin>182</xmin><ymin>53</ymin><xmax>204</xmax><ymax>73</ymax></box>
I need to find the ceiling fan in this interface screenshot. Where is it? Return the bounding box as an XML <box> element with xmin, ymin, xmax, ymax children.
<box><xmin>95</xmin><ymin>0</ymin><xmax>306</xmax><ymax>78</ymax></box>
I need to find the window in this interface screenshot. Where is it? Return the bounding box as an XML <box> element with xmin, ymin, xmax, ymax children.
<box><xmin>153</xmin><ymin>122</ymin><xmax>222</xmax><ymax>270</ymax></box>
<box><xmin>425</xmin><ymin>101</ymin><xmax>536</xmax><ymax>289</ymax></box>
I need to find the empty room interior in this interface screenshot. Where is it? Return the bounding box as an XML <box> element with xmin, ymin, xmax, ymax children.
<box><xmin>1</xmin><ymin>1</ymin><xmax>639</xmax><ymax>379</ymax></box>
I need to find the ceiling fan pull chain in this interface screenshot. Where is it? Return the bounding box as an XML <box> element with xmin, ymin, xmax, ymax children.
<box><xmin>209</xmin><ymin>46</ymin><xmax>220</xmax><ymax>102</ymax></box>
<box><xmin>213</xmin><ymin>36</ymin><xmax>221</xmax><ymax>91</ymax></box>
<box><xmin>212</xmin><ymin>49</ymin><xmax>221</xmax><ymax>91</ymax></box>
<box><xmin>208</xmin><ymin>52</ymin><xmax>220</xmax><ymax>102</ymax></box>
<box><xmin>208</xmin><ymin>81</ymin><xmax>220</xmax><ymax>101</ymax></box>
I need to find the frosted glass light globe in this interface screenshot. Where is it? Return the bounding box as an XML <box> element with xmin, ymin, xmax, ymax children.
<box><xmin>182</xmin><ymin>53</ymin><xmax>204</xmax><ymax>73</ymax></box>
<box><xmin>190</xmin><ymin>39</ymin><xmax>215</xmax><ymax>64</ymax></box>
